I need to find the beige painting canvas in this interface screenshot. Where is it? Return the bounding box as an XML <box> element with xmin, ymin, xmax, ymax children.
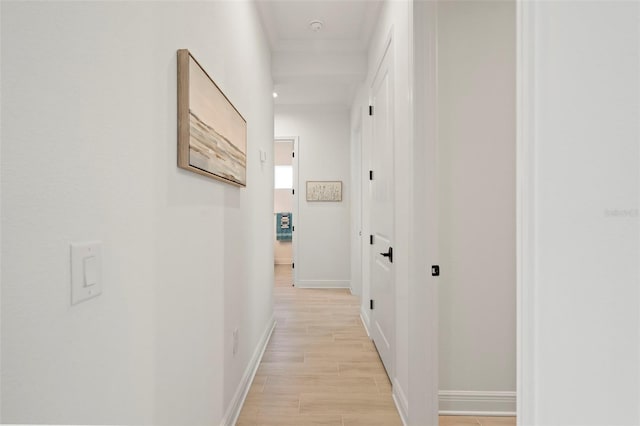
<box><xmin>178</xmin><ymin>49</ymin><xmax>247</xmax><ymax>187</ymax></box>
<box><xmin>306</xmin><ymin>181</ymin><xmax>342</xmax><ymax>202</ymax></box>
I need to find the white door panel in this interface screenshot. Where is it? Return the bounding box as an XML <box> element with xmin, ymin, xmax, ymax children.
<box><xmin>369</xmin><ymin>41</ymin><xmax>395</xmax><ymax>378</ymax></box>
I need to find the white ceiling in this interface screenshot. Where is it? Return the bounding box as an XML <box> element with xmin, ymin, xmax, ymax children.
<box><xmin>256</xmin><ymin>0</ymin><xmax>383</xmax><ymax>106</ymax></box>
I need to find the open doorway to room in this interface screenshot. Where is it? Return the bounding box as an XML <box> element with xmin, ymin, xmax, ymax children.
<box><xmin>273</xmin><ymin>137</ymin><xmax>297</xmax><ymax>288</ymax></box>
<box><xmin>435</xmin><ymin>1</ymin><xmax>517</xmax><ymax>422</ymax></box>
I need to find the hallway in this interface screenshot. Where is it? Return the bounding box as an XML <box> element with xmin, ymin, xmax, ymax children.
<box><xmin>237</xmin><ymin>265</ymin><xmax>402</xmax><ymax>425</ymax></box>
<box><xmin>1</xmin><ymin>0</ymin><xmax>638</xmax><ymax>424</ymax></box>
<box><xmin>237</xmin><ymin>267</ymin><xmax>517</xmax><ymax>426</ymax></box>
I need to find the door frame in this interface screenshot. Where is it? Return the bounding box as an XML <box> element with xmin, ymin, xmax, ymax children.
<box><xmin>274</xmin><ymin>136</ymin><xmax>299</xmax><ymax>286</ymax></box>
<box><xmin>516</xmin><ymin>1</ymin><xmax>535</xmax><ymax>423</ymax></box>
<box><xmin>408</xmin><ymin>1</ymin><xmax>439</xmax><ymax>424</ymax></box>
<box><xmin>350</xmin><ymin>117</ymin><xmax>364</xmax><ymax>297</ymax></box>
<box><xmin>409</xmin><ymin>1</ymin><xmax>522</xmax><ymax>422</ymax></box>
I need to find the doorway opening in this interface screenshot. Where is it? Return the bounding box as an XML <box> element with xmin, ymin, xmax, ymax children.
<box><xmin>273</xmin><ymin>137</ymin><xmax>298</xmax><ymax>288</ymax></box>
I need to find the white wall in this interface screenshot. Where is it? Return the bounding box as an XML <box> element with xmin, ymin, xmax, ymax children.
<box><xmin>437</xmin><ymin>0</ymin><xmax>516</xmax><ymax>414</ymax></box>
<box><xmin>275</xmin><ymin>106</ymin><xmax>351</xmax><ymax>288</ymax></box>
<box><xmin>520</xmin><ymin>1</ymin><xmax>639</xmax><ymax>424</ymax></box>
<box><xmin>0</xmin><ymin>2</ymin><xmax>274</xmax><ymax>424</ymax></box>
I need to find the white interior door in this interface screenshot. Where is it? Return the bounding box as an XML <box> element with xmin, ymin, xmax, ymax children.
<box><xmin>369</xmin><ymin>42</ymin><xmax>394</xmax><ymax>378</ymax></box>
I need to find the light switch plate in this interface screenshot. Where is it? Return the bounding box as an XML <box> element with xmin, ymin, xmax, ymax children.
<box><xmin>83</xmin><ymin>256</ymin><xmax>98</xmax><ymax>286</ymax></box>
<box><xmin>71</xmin><ymin>241</ymin><xmax>103</xmax><ymax>305</ymax></box>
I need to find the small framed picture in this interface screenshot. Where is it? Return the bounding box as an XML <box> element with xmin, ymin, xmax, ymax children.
<box><xmin>306</xmin><ymin>181</ymin><xmax>342</xmax><ymax>202</ymax></box>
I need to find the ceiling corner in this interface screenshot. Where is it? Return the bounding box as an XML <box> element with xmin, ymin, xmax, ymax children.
<box><xmin>255</xmin><ymin>0</ymin><xmax>279</xmax><ymax>52</ymax></box>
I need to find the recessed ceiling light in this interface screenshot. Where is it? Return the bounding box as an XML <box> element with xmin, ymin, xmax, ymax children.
<box><xmin>272</xmin><ymin>92</ymin><xmax>278</xmax><ymax>98</ymax></box>
<box><xmin>309</xmin><ymin>20</ymin><xmax>324</xmax><ymax>32</ymax></box>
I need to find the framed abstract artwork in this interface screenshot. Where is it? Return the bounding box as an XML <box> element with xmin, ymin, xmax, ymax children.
<box><xmin>306</xmin><ymin>181</ymin><xmax>342</xmax><ymax>202</ymax></box>
<box><xmin>177</xmin><ymin>49</ymin><xmax>247</xmax><ymax>187</ymax></box>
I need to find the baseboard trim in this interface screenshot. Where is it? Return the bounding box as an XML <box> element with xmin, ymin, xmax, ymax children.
<box><xmin>219</xmin><ymin>317</ymin><xmax>276</xmax><ymax>426</ymax></box>
<box><xmin>439</xmin><ymin>410</ymin><xmax>517</xmax><ymax>417</ymax></box>
<box><xmin>359</xmin><ymin>307</ymin><xmax>371</xmax><ymax>336</ymax></box>
<box><xmin>392</xmin><ymin>378</ymin><xmax>409</xmax><ymax>426</ymax></box>
<box><xmin>295</xmin><ymin>280</ymin><xmax>350</xmax><ymax>289</ymax></box>
<box><xmin>439</xmin><ymin>390</ymin><xmax>516</xmax><ymax>416</ymax></box>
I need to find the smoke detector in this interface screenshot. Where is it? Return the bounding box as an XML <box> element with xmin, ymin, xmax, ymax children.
<box><xmin>309</xmin><ymin>20</ymin><xmax>324</xmax><ymax>32</ymax></box>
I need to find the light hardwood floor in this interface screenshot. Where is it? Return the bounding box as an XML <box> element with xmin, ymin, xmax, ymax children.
<box><xmin>237</xmin><ymin>265</ymin><xmax>516</xmax><ymax>426</ymax></box>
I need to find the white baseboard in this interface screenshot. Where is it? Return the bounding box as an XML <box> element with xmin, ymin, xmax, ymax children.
<box><xmin>392</xmin><ymin>378</ymin><xmax>409</xmax><ymax>426</ymax></box>
<box><xmin>359</xmin><ymin>307</ymin><xmax>371</xmax><ymax>336</ymax></box>
<box><xmin>295</xmin><ymin>279</ymin><xmax>350</xmax><ymax>289</ymax></box>
<box><xmin>274</xmin><ymin>258</ymin><xmax>292</xmax><ymax>265</ymax></box>
<box><xmin>439</xmin><ymin>410</ymin><xmax>517</xmax><ymax>417</ymax></box>
<box><xmin>439</xmin><ymin>390</ymin><xmax>516</xmax><ymax>416</ymax></box>
<box><xmin>219</xmin><ymin>317</ymin><xmax>276</xmax><ymax>426</ymax></box>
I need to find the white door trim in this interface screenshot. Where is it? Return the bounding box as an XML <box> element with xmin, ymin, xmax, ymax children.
<box><xmin>408</xmin><ymin>1</ymin><xmax>439</xmax><ymax>424</ymax></box>
<box><xmin>350</xmin><ymin>117</ymin><xmax>363</xmax><ymax>297</ymax></box>
<box><xmin>275</xmin><ymin>136</ymin><xmax>299</xmax><ymax>285</ymax></box>
<box><xmin>516</xmin><ymin>1</ymin><xmax>536</xmax><ymax>424</ymax></box>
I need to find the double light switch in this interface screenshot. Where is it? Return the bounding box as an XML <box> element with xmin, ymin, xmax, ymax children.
<box><xmin>71</xmin><ymin>241</ymin><xmax>103</xmax><ymax>305</ymax></box>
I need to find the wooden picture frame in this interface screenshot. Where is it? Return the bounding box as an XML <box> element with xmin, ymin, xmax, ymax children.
<box><xmin>306</xmin><ymin>181</ymin><xmax>342</xmax><ymax>202</ymax></box>
<box><xmin>177</xmin><ymin>49</ymin><xmax>247</xmax><ymax>187</ymax></box>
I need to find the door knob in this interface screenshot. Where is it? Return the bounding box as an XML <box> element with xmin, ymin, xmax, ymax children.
<box><xmin>379</xmin><ymin>247</ymin><xmax>393</xmax><ymax>263</ymax></box>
